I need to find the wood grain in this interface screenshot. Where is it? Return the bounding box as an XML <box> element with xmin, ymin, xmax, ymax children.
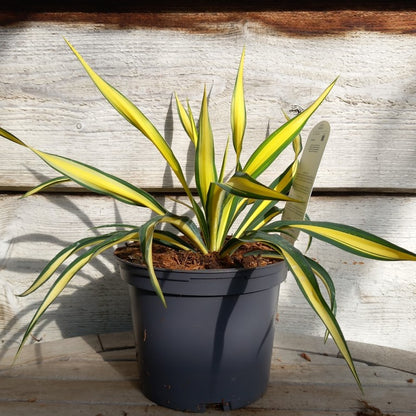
<box><xmin>0</xmin><ymin>15</ymin><xmax>415</xmax><ymax>358</ymax></box>
<box><xmin>1</xmin><ymin>11</ymin><xmax>416</xmax><ymax>36</ymax></box>
<box><xmin>1</xmin><ymin>24</ymin><xmax>415</xmax><ymax>191</ymax></box>
<box><xmin>1</xmin><ymin>193</ymin><xmax>415</xmax><ymax>352</ymax></box>
<box><xmin>0</xmin><ymin>331</ymin><xmax>415</xmax><ymax>416</ymax></box>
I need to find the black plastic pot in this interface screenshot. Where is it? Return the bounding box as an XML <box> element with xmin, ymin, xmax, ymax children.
<box><xmin>116</xmin><ymin>257</ymin><xmax>287</xmax><ymax>412</ymax></box>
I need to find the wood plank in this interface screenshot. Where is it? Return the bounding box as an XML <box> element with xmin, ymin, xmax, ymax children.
<box><xmin>0</xmin><ymin>331</ymin><xmax>415</xmax><ymax>415</ymax></box>
<box><xmin>99</xmin><ymin>331</ymin><xmax>135</xmax><ymax>351</ymax></box>
<box><xmin>1</xmin><ymin>24</ymin><xmax>416</xmax><ymax>191</ymax></box>
<box><xmin>0</xmin><ymin>376</ymin><xmax>414</xmax><ymax>413</ymax></box>
<box><xmin>0</xmin><ymin>378</ymin><xmax>149</xmax><ymax>405</ymax></box>
<box><xmin>3</xmin><ymin>330</ymin><xmax>414</xmax><ymax>383</ymax></box>
<box><xmin>0</xmin><ymin>0</ymin><xmax>415</xmax><ymax>12</ymax></box>
<box><xmin>256</xmin><ymin>384</ymin><xmax>416</xmax><ymax>413</ymax></box>
<box><xmin>1</xmin><ymin>193</ymin><xmax>415</xmax><ymax>353</ymax></box>
<box><xmin>275</xmin><ymin>330</ymin><xmax>416</xmax><ymax>374</ymax></box>
<box><xmin>0</xmin><ymin>333</ymin><xmax>102</xmax><ymax>368</ymax></box>
<box><xmin>3</xmin><ymin>402</ymin><xmax>400</xmax><ymax>416</ymax></box>
<box><xmin>2</xmin><ymin>353</ymin><xmax>412</xmax><ymax>387</ymax></box>
<box><xmin>1</xmin><ymin>10</ymin><xmax>416</xmax><ymax>35</ymax></box>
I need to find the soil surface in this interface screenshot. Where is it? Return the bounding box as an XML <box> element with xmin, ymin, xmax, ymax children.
<box><xmin>114</xmin><ymin>241</ymin><xmax>281</xmax><ymax>270</ymax></box>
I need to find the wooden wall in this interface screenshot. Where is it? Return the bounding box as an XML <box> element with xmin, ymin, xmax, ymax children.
<box><xmin>1</xmin><ymin>5</ymin><xmax>415</xmax><ymax>354</ymax></box>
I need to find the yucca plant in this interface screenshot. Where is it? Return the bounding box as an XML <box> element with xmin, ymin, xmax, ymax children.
<box><xmin>1</xmin><ymin>40</ymin><xmax>415</xmax><ymax>390</ymax></box>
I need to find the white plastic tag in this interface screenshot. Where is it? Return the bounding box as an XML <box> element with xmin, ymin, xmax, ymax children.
<box><xmin>282</xmin><ymin>120</ymin><xmax>330</xmax><ymax>243</ymax></box>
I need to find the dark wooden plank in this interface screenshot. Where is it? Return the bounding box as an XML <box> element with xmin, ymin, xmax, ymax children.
<box><xmin>1</xmin><ymin>0</ymin><xmax>416</xmax><ymax>13</ymax></box>
<box><xmin>1</xmin><ymin>10</ymin><xmax>416</xmax><ymax>35</ymax></box>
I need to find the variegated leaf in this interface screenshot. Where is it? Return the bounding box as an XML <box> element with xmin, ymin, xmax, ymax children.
<box><xmin>15</xmin><ymin>230</ymin><xmax>139</xmax><ymax>360</ymax></box>
<box><xmin>231</xmin><ymin>48</ymin><xmax>246</xmax><ymax>168</ymax></box>
<box><xmin>243</xmin><ymin>79</ymin><xmax>337</xmax><ymax>178</ymax></box>
<box><xmin>239</xmin><ymin>231</ymin><xmax>362</xmax><ymax>389</ymax></box>
<box><xmin>0</xmin><ymin>129</ymin><xmax>167</xmax><ymax>214</ymax></box>
<box><xmin>65</xmin><ymin>39</ymin><xmax>192</xmax><ymax>199</ymax></box>
<box><xmin>196</xmin><ymin>86</ymin><xmax>217</xmax><ymax>208</ymax></box>
<box><xmin>217</xmin><ymin>172</ymin><xmax>300</xmax><ymax>202</ymax></box>
<box><xmin>22</xmin><ymin>176</ymin><xmax>71</xmax><ymax>198</ymax></box>
<box><xmin>266</xmin><ymin>221</ymin><xmax>416</xmax><ymax>261</ymax></box>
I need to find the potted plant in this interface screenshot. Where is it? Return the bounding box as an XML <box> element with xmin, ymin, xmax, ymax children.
<box><xmin>1</xmin><ymin>40</ymin><xmax>415</xmax><ymax>412</ymax></box>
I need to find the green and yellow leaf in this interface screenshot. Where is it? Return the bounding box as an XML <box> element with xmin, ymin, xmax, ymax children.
<box><xmin>138</xmin><ymin>213</ymin><xmax>209</xmax><ymax>306</ymax></box>
<box><xmin>219</xmin><ymin>136</ymin><xmax>231</xmax><ymax>183</ymax></box>
<box><xmin>268</xmin><ymin>221</ymin><xmax>416</xmax><ymax>261</ymax></box>
<box><xmin>196</xmin><ymin>86</ymin><xmax>217</xmax><ymax>207</ymax></box>
<box><xmin>250</xmin><ymin>207</ymin><xmax>283</xmax><ymax>231</ymax></box>
<box><xmin>234</xmin><ymin>163</ymin><xmax>298</xmax><ymax>238</ymax></box>
<box><xmin>139</xmin><ymin>218</ymin><xmax>167</xmax><ymax>307</ymax></box>
<box><xmin>175</xmin><ymin>94</ymin><xmax>198</xmax><ymax>145</ymax></box>
<box><xmin>306</xmin><ymin>257</ymin><xmax>337</xmax><ymax>342</ymax></box>
<box><xmin>0</xmin><ymin>127</ymin><xmax>27</xmax><ymax>146</ymax></box>
<box><xmin>15</xmin><ymin>230</ymin><xmax>139</xmax><ymax>360</ymax></box>
<box><xmin>36</xmin><ymin>150</ymin><xmax>168</xmax><ymax>212</ymax></box>
<box><xmin>19</xmin><ymin>233</ymin><xmax>117</xmax><ymax>297</ymax></box>
<box><xmin>159</xmin><ymin>213</ymin><xmax>208</xmax><ymax>255</ymax></box>
<box><xmin>231</xmin><ymin>48</ymin><xmax>246</xmax><ymax>168</ymax></box>
<box><xmin>217</xmin><ymin>172</ymin><xmax>301</xmax><ymax>202</ymax></box>
<box><xmin>65</xmin><ymin>39</ymin><xmax>192</xmax><ymax>199</ymax></box>
<box><xmin>22</xmin><ymin>176</ymin><xmax>71</xmax><ymax>198</ymax></box>
<box><xmin>206</xmin><ymin>183</ymin><xmax>227</xmax><ymax>251</ymax></box>
<box><xmin>153</xmin><ymin>230</ymin><xmax>195</xmax><ymax>251</ymax></box>
<box><xmin>240</xmin><ymin>231</ymin><xmax>361</xmax><ymax>389</ymax></box>
<box><xmin>282</xmin><ymin>108</ymin><xmax>303</xmax><ymax>158</ymax></box>
<box><xmin>243</xmin><ymin>78</ymin><xmax>337</xmax><ymax>178</ymax></box>
<box><xmin>0</xmin><ymin>129</ymin><xmax>167</xmax><ymax>214</ymax></box>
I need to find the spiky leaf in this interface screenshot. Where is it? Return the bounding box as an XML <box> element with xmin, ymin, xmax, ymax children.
<box><xmin>239</xmin><ymin>231</ymin><xmax>361</xmax><ymax>389</ymax></box>
<box><xmin>175</xmin><ymin>94</ymin><xmax>198</xmax><ymax>145</ymax></box>
<box><xmin>231</xmin><ymin>48</ymin><xmax>246</xmax><ymax>168</ymax></box>
<box><xmin>23</xmin><ymin>176</ymin><xmax>70</xmax><ymax>197</ymax></box>
<box><xmin>0</xmin><ymin>128</ymin><xmax>166</xmax><ymax>214</ymax></box>
<box><xmin>65</xmin><ymin>39</ymin><xmax>192</xmax><ymax>199</ymax></box>
<box><xmin>196</xmin><ymin>87</ymin><xmax>217</xmax><ymax>208</ymax></box>
<box><xmin>217</xmin><ymin>172</ymin><xmax>300</xmax><ymax>202</ymax></box>
<box><xmin>266</xmin><ymin>221</ymin><xmax>416</xmax><ymax>261</ymax></box>
<box><xmin>243</xmin><ymin>79</ymin><xmax>337</xmax><ymax>178</ymax></box>
<box><xmin>15</xmin><ymin>230</ymin><xmax>139</xmax><ymax>359</ymax></box>
<box><xmin>19</xmin><ymin>233</ymin><xmax>117</xmax><ymax>297</ymax></box>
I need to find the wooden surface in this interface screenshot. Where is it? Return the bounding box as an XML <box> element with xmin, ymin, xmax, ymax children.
<box><xmin>0</xmin><ymin>12</ymin><xmax>415</xmax><ymax>357</ymax></box>
<box><xmin>0</xmin><ymin>330</ymin><xmax>415</xmax><ymax>415</ymax></box>
<box><xmin>1</xmin><ymin>9</ymin><xmax>416</xmax><ymax>34</ymax></box>
<box><xmin>1</xmin><ymin>23</ymin><xmax>416</xmax><ymax>191</ymax></box>
<box><xmin>1</xmin><ymin>193</ymin><xmax>416</xmax><ymax>353</ymax></box>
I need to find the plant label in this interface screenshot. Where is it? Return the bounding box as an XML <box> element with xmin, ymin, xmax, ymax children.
<box><xmin>282</xmin><ymin>120</ymin><xmax>330</xmax><ymax>243</ymax></box>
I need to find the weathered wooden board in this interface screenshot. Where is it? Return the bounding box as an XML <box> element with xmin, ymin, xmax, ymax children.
<box><xmin>0</xmin><ymin>21</ymin><xmax>416</xmax><ymax>191</ymax></box>
<box><xmin>0</xmin><ymin>11</ymin><xmax>415</xmax><ymax>362</ymax></box>
<box><xmin>1</xmin><ymin>373</ymin><xmax>414</xmax><ymax>409</ymax></box>
<box><xmin>2</xmin><ymin>9</ymin><xmax>416</xmax><ymax>35</ymax></box>
<box><xmin>0</xmin><ymin>331</ymin><xmax>415</xmax><ymax>416</ymax></box>
<box><xmin>1</xmin><ymin>193</ymin><xmax>415</xmax><ymax>353</ymax></box>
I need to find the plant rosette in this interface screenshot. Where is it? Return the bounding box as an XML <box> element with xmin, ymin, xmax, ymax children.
<box><xmin>1</xmin><ymin>40</ymin><xmax>416</xmax><ymax>411</ymax></box>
